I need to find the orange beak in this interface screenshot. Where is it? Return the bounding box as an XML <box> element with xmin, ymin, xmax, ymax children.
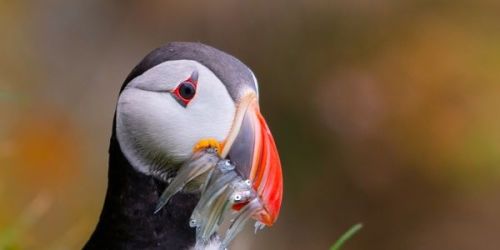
<box><xmin>222</xmin><ymin>94</ymin><xmax>283</xmax><ymax>226</ymax></box>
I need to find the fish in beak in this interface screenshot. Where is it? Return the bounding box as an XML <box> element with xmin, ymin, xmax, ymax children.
<box><xmin>155</xmin><ymin>92</ymin><xmax>283</xmax><ymax>248</ymax></box>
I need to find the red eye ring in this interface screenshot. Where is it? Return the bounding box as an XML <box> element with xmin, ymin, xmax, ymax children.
<box><xmin>171</xmin><ymin>71</ymin><xmax>198</xmax><ymax>107</ymax></box>
<box><xmin>173</xmin><ymin>81</ymin><xmax>196</xmax><ymax>106</ymax></box>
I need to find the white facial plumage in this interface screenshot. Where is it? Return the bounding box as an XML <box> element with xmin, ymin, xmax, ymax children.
<box><xmin>116</xmin><ymin>60</ymin><xmax>236</xmax><ymax>175</ymax></box>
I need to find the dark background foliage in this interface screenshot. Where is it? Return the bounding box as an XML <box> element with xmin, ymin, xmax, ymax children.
<box><xmin>1</xmin><ymin>1</ymin><xmax>500</xmax><ymax>249</ymax></box>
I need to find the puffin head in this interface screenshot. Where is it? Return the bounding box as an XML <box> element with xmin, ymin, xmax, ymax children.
<box><xmin>114</xmin><ymin>42</ymin><xmax>282</xmax><ymax>245</ymax></box>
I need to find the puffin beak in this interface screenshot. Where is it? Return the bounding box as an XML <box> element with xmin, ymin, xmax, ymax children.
<box><xmin>221</xmin><ymin>93</ymin><xmax>283</xmax><ymax>226</ymax></box>
<box><xmin>155</xmin><ymin>92</ymin><xmax>282</xmax><ymax>246</ymax></box>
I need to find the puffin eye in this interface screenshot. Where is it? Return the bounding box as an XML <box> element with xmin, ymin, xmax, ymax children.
<box><xmin>179</xmin><ymin>82</ymin><xmax>196</xmax><ymax>100</ymax></box>
<box><xmin>172</xmin><ymin>81</ymin><xmax>197</xmax><ymax>106</ymax></box>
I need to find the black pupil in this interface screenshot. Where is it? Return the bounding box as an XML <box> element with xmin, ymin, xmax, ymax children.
<box><xmin>179</xmin><ymin>82</ymin><xmax>195</xmax><ymax>99</ymax></box>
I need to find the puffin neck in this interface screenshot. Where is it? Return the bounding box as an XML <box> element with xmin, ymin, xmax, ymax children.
<box><xmin>84</xmin><ymin>120</ymin><xmax>198</xmax><ymax>250</ymax></box>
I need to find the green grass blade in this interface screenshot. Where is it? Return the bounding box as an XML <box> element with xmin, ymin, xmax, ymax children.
<box><xmin>330</xmin><ymin>223</ymin><xmax>363</xmax><ymax>250</ymax></box>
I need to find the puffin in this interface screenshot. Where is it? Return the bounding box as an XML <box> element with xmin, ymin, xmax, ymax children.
<box><xmin>84</xmin><ymin>42</ymin><xmax>283</xmax><ymax>250</ymax></box>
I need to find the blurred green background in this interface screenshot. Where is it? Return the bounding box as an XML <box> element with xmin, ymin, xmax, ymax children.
<box><xmin>1</xmin><ymin>1</ymin><xmax>500</xmax><ymax>249</ymax></box>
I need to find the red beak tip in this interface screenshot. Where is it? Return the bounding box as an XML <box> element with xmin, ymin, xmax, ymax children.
<box><xmin>253</xmin><ymin>109</ymin><xmax>283</xmax><ymax>227</ymax></box>
<box><xmin>229</xmin><ymin>98</ymin><xmax>284</xmax><ymax>227</ymax></box>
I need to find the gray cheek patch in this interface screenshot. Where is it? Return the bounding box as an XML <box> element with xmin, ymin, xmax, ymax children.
<box><xmin>115</xmin><ymin>59</ymin><xmax>237</xmax><ymax>179</ymax></box>
<box><xmin>116</xmin><ymin>89</ymin><xmax>176</xmax><ymax>176</ymax></box>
